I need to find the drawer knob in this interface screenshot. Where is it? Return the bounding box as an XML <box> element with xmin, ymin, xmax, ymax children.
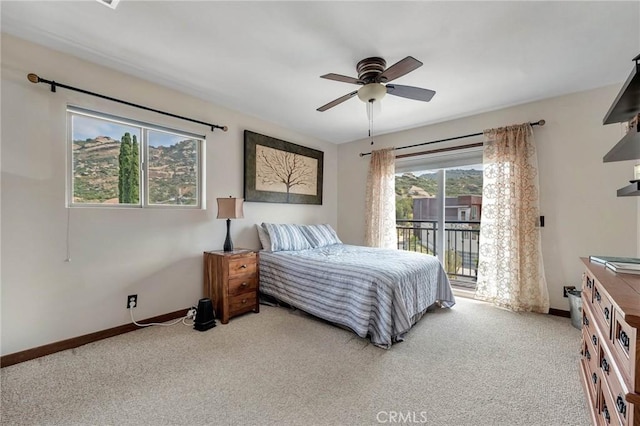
<box><xmin>240</xmin><ymin>264</ymin><xmax>248</xmax><ymax>269</ymax></box>
<box><xmin>592</xmin><ymin>335</ymin><xmax>597</xmax><ymax>347</ymax></box>
<box><xmin>241</xmin><ymin>282</ymin><xmax>248</xmax><ymax>287</ymax></box>
<box><xmin>603</xmin><ymin>307</ymin><xmax>610</xmax><ymax>320</ymax></box>
<box><xmin>601</xmin><ymin>358</ymin><xmax>609</xmax><ymax>373</ymax></box>
<box><xmin>583</xmin><ymin>316</ymin><xmax>589</xmax><ymax>327</ymax></box>
<box><xmin>591</xmin><ymin>372</ymin><xmax>597</xmax><ymax>384</ymax></box>
<box><xmin>242</xmin><ymin>299</ymin><xmax>247</xmax><ymax>304</ymax></box>
<box><xmin>619</xmin><ymin>331</ymin><xmax>630</xmax><ymax>351</ymax></box>
<box><xmin>584</xmin><ymin>348</ymin><xmax>590</xmax><ymax>361</ymax></box>
<box><xmin>586</xmin><ymin>277</ymin><xmax>592</xmax><ymax>288</ymax></box>
<box><xmin>616</xmin><ymin>395</ymin><xmax>627</xmax><ymax>417</ymax></box>
<box><xmin>595</xmin><ymin>290</ymin><xmax>601</xmax><ymax>302</ymax></box>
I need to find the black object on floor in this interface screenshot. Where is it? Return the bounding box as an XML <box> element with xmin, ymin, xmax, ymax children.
<box><xmin>194</xmin><ymin>298</ymin><xmax>216</xmax><ymax>331</ymax></box>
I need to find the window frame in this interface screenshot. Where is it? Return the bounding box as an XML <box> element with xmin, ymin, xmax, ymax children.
<box><xmin>66</xmin><ymin>106</ymin><xmax>206</xmax><ymax>209</ymax></box>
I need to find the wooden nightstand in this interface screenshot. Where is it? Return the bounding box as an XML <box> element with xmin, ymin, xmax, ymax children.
<box><xmin>203</xmin><ymin>249</ymin><xmax>259</xmax><ymax>324</ymax></box>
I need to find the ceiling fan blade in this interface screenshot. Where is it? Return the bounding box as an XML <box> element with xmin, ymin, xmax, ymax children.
<box><xmin>386</xmin><ymin>84</ymin><xmax>436</xmax><ymax>102</ymax></box>
<box><xmin>317</xmin><ymin>90</ymin><xmax>358</xmax><ymax>111</ymax></box>
<box><xmin>320</xmin><ymin>73</ymin><xmax>362</xmax><ymax>85</ymax></box>
<box><xmin>378</xmin><ymin>56</ymin><xmax>423</xmax><ymax>83</ymax></box>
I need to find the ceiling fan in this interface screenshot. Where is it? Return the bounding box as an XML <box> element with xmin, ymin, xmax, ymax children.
<box><xmin>317</xmin><ymin>56</ymin><xmax>436</xmax><ymax>112</ymax></box>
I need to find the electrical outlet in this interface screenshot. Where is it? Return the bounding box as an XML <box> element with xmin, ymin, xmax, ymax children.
<box><xmin>127</xmin><ymin>294</ymin><xmax>138</xmax><ymax>309</ymax></box>
<box><xmin>563</xmin><ymin>286</ymin><xmax>576</xmax><ymax>298</ymax></box>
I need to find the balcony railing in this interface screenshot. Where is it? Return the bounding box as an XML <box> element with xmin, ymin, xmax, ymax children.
<box><xmin>396</xmin><ymin>220</ymin><xmax>480</xmax><ymax>284</ymax></box>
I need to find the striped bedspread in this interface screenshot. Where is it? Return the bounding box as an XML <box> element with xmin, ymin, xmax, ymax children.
<box><xmin>259</xmin><ymin>244</ymin><xmax>455</xmax><ymax>348</ymax></box>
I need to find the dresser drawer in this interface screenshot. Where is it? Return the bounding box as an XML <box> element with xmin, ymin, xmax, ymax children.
<box><xmin>600</xmin><ymin>368</ymin><xmax>633</xmax><ymax>426</ymax></box>
<box><xmin>605</xmin><ymin>371</ymin><xmax>632</xmax><ymax>425</ymax></box>
<box><xmin>612</xmin><ymin>311</ymin><xmax>637</xmax><ymax>387</ymax></box>
<box><xmin>592</xmin><ymin>281</ymin><xmax>614</xmax><ymax>337</ymax></box>
<box><xmin>583</xmin><ymin>300</ymin><xmax>596</xmax><ymax>341</ymax></box>
<box><xmin>583</xmin><ymin>272</ymin><xmax>594</xmax><ymax>304</ymax></box>
<box><xmin>228</xmin><ymin>276</ymin><xmax>258</xmax><ymax>296</ymax></box>
<box><xmin>228</xmin><ymin>255</ymin><xmax>257</xmax><ymax>277</ymax></box>
<box><xmin>582</xmin><ymin>332</ymin><xmax>600</xmax><ymax>403</ymax></box>
<box><xmin>599</xmin><ymin>378</ymin><xmax>619</xmax><ymax>426</ymax></box>
<box><xmin>229</xmin><ymin>293</ymin><xmax>257</xmax><ymax>316</ymax></box>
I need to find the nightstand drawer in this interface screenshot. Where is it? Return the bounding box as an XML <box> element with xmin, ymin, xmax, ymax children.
<box><xmin>229</xmin><ymin>276</ymin><xmax>258</xmax><ymax>296</ymax></box>
<box><xmin>229</xmin><ymin>293</ymin><xmax>257</xmax><ymax>315</ymax></box>
<box><xmin>229</xmin><ymin>256</ymin><xmax>257</xmax><ymax>276</ymax></box>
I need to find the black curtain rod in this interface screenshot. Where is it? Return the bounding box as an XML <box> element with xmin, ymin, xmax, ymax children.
<box><xmin>27</xmin><ymin>73</ymin><xmax>228</xmax><ymax>133</ymax></box>
<box><xmin>359</xmin><ymin>119</ymin><xmax>545</xmax><ymax>157</ymax></box>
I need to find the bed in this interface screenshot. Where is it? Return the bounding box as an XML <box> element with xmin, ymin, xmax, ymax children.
<box><xmin>257</xmin><ymin>223</ymin><xmax>455</xmax><ymax>348</ymax></box>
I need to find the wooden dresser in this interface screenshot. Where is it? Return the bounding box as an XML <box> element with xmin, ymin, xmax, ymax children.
<box><xmin>579</xmin><ymin>258</ymin><xmax>640</xmax><ymax>425</ymax></box>
<box><xmin>203</xmin><ymin>250</ymin><xmax>259</xmax><ymax>324</ymax></box>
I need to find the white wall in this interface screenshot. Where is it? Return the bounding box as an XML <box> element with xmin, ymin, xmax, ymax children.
<box><xmin>338</xmin><ymin>85</ymin><xmax>638</xmax><ymax>311</ymax></box>
<box><xmin>0</xmin><ymin>35</ymin><xmax>338</xmax><ymax>356</ymax></box>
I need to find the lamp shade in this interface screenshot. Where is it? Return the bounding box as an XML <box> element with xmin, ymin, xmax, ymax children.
<box><xmin>217</xmin><ymin>197</ymin><xmax>244</xmax><ymax>219</ymax></box>
<box><xmin>357</xmin><ymin>83</ymin><xmax>387</xmax><ymax>103</ymax></box>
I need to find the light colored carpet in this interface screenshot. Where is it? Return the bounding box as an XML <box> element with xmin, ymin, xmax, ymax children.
<box><xmin>1</xmin><ymin>297</ymin><xmax>588</xmax><ymax>426</ymax></box>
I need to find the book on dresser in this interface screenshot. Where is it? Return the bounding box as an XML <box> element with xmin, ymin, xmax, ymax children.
<box><xmin>605</xmin><ymin>261</ymin><xmax>640</xmax><ymax>275</ymax></box>
<box><xmin>589</xmin><ymin>255</ymin><xmax>640</xmax><ymax>265</ymax></box>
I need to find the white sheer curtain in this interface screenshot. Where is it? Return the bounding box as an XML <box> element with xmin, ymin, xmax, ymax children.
<box><xmin>475</xmin><ymin>123</ymin><xmax>549</xmax><ymax>313</ymax></box>
<box><xmin>365</xmin><ymin>148</ymin><xmax>396</xmax><ymax>249</ymax></box>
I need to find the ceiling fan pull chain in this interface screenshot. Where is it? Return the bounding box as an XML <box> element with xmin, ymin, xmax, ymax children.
<box><xmin>369</xmin><ymin>100</ymin><xmax>375</xmax><ymax>145</ymax></box>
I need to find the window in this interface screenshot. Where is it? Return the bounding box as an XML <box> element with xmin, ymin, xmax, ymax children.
<box><xmin>67</xmin><ymin>107</ymin><xmax>205</xmax><ymax>208</ymax></box>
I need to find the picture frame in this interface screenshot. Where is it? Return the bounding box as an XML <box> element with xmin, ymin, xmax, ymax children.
<box><xmin>244</xmin><ymin>130</ymin><xmax>323</xmax><ymax>204</ymax></box>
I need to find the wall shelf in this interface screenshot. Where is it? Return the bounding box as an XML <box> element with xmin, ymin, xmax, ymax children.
<box><xmin>603</xmin><ymin>54</ymin><xmax>640</xmax><ymax>125</ymax></box>
<box><xmin>603</xmin><ymin>126</ymin><xmax>640</xmax><ymax>162</ymax></box>
<box><xmin>604</xmin><ymin>53</ymin><xmax>640</xmax><ymax>197</ymax></box>
<box><xmin>617</xmin><ymin>181</ymin><xmax>640</xmax><ymax>196</ymax></box>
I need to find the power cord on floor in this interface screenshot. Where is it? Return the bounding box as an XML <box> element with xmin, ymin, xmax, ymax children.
<box><xmin>129</xmin><ymin>303</ymin><xmax>198</xmax><ymax>328</ymax></box>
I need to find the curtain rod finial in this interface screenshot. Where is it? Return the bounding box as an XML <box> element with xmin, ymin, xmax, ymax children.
<box><xmin>27</xmin><ymin>73</ymin><xmax>40</xmax><ymax>84</ymax></box>
<box><xmin>538</xmin><ymin>119</ymin><xmax>545</xmax><ymax>126</ymax></box>
<box><xmin>222</xmin><ymin>126</ymin><xmax>228</xmax><ymax>132</ymax></box>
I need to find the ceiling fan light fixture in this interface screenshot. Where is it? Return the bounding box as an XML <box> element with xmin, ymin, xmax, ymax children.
<box><xmin>357</xmin><ymin>83</ymin><xmax>386</xmax><ymax>103</ymax></box>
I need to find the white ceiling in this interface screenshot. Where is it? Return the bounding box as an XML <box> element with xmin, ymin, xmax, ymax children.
<box><xmin>2</xmin><ymin>1</ymin><xmax>639</xmax><ymax>144</ymax></box>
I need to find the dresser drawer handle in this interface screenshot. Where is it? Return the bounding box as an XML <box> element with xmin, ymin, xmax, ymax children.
<box><xmin>592</xmin><ymin>335</ymin><xmax>597</xmax><ymax>347</ymax></box>
<box><xmin>616</xmin><ymin>395</ymin><xmax>627</xmax><ymax>417</ymax></box>
<box><xmin>241</xmin><ymin>299</ymin><xmax>247</xmax><ymax>304</ymax></box>
<box><xmin>603</xmin><ymin>307</ymin><xmax>610</xmax><ymax>320</ymax></box>
<box><xmin>601</xmin><ymin>358</ymin><xmax>609</xmax><ymax>373</ymax></box>
<box><xmin>595</xmin><ymin>290</ymin><xmax>601</xmax><ymax>302</ymax></box>
<box><xmin>603</xmin><ymin>405</ymin><xmax>610</xmax><ymax>424</ymax></box>
<box><xmin>240</xmin><ymin>264</ymin><xmax>248</xmax><ymax>269</ymax></box>
<box><xmin>584</xmin><ymin>348</ymin><xmax>590</xmax><ymax>361</ymax></box>
<box><xmin>591</xmin><ymin>372</ymin><xmax>597</xmax><ymax>384</ymax></box>
<box><xmin>240</xmin><ymin>282</ymin><xmax>248</xmax><ymax>287</ymax></box>
<box><xmin>619</xmin><ymin>331</ymin><xmax>630</xmax><ymax>351</ymax></box>
<box><xmin>586</xmin><ymin>277</ymin><xmax>592</xmax><ymax>288</ymax></box>
<box><xmin>583</xmin><ymin>316</ymin><xmax>589</xmax><ymax>327</ymax></box>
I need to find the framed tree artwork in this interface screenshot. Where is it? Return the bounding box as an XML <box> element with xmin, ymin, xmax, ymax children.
<box><xmin>244</xmin><ymin>130</ymin><xmax>323</xmax><ymax>204</ymax></box>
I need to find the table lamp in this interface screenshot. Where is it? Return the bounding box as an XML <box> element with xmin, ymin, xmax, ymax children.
<box><xmin>217</xmin><ymin>197</ymin><xmax>244</xmax><ymax>252</ymax></box>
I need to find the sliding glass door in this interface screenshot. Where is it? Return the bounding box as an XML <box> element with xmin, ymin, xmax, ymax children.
<box><xmin>395</xmin><ymin>147</ymin><xmax>483</xmax><ymax>290</ymax></box>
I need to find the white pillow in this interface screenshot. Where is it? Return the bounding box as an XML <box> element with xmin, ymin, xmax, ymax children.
<box><xmin>256</xmin><ymin>224</ymin><xmax>271</xmax><ymax>252</ymax></box>
<box><xmin>262</xmin><ymin>223</ymin><xmax>312</xmax><ymax>252</ymax></box>
<box><xmin>299</xmin><ymin>224</ymin><xmax>342</xmax><ymax>248</ymax></box>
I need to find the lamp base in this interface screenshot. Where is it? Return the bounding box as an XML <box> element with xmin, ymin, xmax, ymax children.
<box><xmin>223</xmin><ymin>218</ymin><xmax>233</xmax><ymax>252</ymax></box>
